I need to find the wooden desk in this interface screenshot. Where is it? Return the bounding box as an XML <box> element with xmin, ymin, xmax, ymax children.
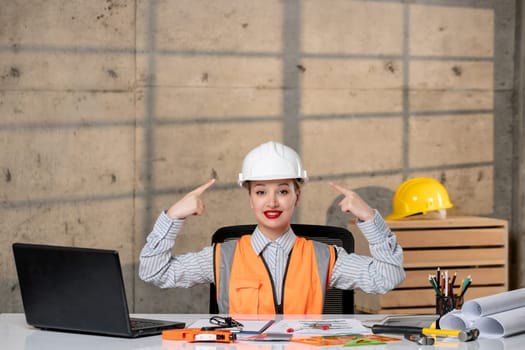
<box><xmin>2</xmin><ymin>313</ymin><xmax>523</xmax><ymax>350</ymax></box>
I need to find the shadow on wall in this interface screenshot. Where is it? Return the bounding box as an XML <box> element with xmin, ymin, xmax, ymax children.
<box><xmin>326</xmin><ymin>187</ymin><xmax>394</xmax><ymax>228</ymax></box>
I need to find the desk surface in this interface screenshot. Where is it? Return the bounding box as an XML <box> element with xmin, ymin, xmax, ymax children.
<box><xmin>1</xmin><ymin>313</ymin><xmax>524</xmax><ymax>350</ymax></box>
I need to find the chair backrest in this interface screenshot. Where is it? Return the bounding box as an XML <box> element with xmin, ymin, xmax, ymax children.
<box><xmin>209</xmin><ymin>224</ymin><xmax>354</xmax><ymax>314</ymax></box>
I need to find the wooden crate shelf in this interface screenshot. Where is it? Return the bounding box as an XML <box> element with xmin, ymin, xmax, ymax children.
<box><xmin>349</xmin><ymin>216</ymin><xmax>508</xmax><ymax>314</ymax></box>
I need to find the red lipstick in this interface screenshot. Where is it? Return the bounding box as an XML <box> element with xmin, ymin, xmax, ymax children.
<box><xmin>264</xmin><ymin>210</ymin><xmax>282</xmax><ymax>219</ymax></box>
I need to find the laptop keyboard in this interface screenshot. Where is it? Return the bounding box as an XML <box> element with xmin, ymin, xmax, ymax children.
<box><xmin>131</xmin><ymin>318</ymin><xmax>163</xmax><ymax>330</ymax></box>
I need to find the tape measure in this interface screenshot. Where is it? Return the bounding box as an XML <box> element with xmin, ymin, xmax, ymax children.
<box><xmin>162</xmin><ymin>328</ymin><xmax>236</xmax><ymax>343</ymax></box>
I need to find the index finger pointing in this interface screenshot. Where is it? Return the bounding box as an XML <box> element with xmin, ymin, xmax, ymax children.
<box><xmin>192</xmin><ymin>178</ymin><xmax>216</xmax><ymax>195</ymax></box>
<box><xmin>329</xmin><ymin>181</ymin><xmax>352</xmax><ymax>196</ymax></box>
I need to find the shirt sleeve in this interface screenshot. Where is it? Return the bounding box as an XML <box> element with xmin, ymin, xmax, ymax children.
<box><xmin>329</xmin><ymin>209</ymin><xmax>405</xmax><ymax>294</ymax></box>
<box><xmin>138</xmin><ymin>211</ymin><xmax>214</xmax><ymax>288</ymax></box>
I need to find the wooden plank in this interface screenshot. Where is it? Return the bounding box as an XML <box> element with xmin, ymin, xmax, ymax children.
<box><xmin>355</xmin><ymin>286</ymin><xmax>506</xmax><ymax>312</ymax></box>
<box><xmin>404</xmin><ymin>248</ymin><xmax>506</xmax><ymax>268</ymax></box>
<box><xmin>395</xmin><ymin>228</ymin><xmax>507</xmax><ymax>248</ymax></box>
<box><xmin>354</xmin><ymin>302</ymin><xmax>436</xmax><ymax>315</ymax></box>
<box><xmin>399</xmin><ymin>267</ymin><xmax>507</xmax><ymax>288</ymax></box>
<box><xmin>375</xmin><ymin>307</ymin><xmax>436</xmax><ymax>315</ymax></box>
<box><xmin>385</xmin><ymin>216</ymin><xmax>507</xmax><ymax>230</ymax></box>
<box><xmin>354</xmin><ymin>290</ymin><xmax>383</xmax><ymax>313</ymax></box>
<box><xmin>352</xmin><ymin>215</ymin><xmax>508</xmax><ymax>313</ymax></box>
<box><xmin>379</xmin><ymin>286</ymin><xmax>506</xmax><ymax>308</ymax></box>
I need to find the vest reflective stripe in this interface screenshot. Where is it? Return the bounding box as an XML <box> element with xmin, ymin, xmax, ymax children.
<box><xmin>214</xmin><ymin>235</ymin><xmax>336</xmax><ymax>314</ymax></box>
<box><xmin>311</xmin><ymin>240</ymin><xmax>336</xmax><ymax>291</ymax></box>
<box><xmin>214</xmin><ymin>241</ymin><xmax>236</xmax><ymax>313</ymax></box>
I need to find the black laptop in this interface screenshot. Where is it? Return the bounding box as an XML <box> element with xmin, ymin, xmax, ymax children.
<box><xmin>12</xmin><ymin>243</ymin><xmax>185</xmax><ymax>338</ymax></box>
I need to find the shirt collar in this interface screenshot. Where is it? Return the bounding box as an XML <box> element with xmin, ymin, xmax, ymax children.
<box><xmin>251</xmin><ymin>226</ymin><xmax>296</xmax><ymax>256</ymax></box>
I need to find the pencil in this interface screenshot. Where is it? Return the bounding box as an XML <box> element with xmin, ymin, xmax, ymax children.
<box><xmin>436</xmin><ymin>267</ymin><xmax>441</xmax><ymax>291</ymax></box>
<box><xmin>429</xmin><ymin>275</ymin><xmax>441</xmax><ymax>296</ymax></box>
<box><xmin>462</xmin><ymin>280</ymin><xmax>472</xmax><ymax>296</ymax></box>
<box><xmin>445</xmin><ymin>270</ymin><xmax>449</xmax><ymax>297</ymax></box>
<box><xmin>451</xmin><ymin>272</ymin><xmax>457</xmax><ymax>290</ymax></box>
<box><xmin>457</xmin><ymin>279</ymin><xmax>465</xmax><ymax>297</ymax></box>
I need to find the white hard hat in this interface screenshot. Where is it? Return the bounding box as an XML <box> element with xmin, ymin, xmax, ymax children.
<box><xmin>238</xmin><ymin>141</ymin><xmax>308</xmax><ymax>186</ymax></box>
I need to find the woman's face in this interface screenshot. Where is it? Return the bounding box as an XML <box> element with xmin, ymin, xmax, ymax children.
<box><xmin>248</xmin><ymin>179</ymin><xmax>300</xmax><ymax>239</ymax></box>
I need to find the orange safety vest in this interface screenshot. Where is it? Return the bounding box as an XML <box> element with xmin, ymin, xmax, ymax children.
<box><xmin>214</xmin><ymin>235</ymin><xmax>336</xmax><ymax>314</ymax></box>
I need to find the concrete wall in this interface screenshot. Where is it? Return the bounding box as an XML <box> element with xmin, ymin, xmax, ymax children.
<box><xmin>514</xmin><ymin>0</ymin><xmax>525</xmax><ymax>302</ymax></box>
<box><xmin>1</xmin><ymin>0</ymin><xmax>521</xmax><ymax>313</ymax></box>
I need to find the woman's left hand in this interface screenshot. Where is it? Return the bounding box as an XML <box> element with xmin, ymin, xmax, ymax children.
<box><xmin>329</xmin><ymin>182</ymin><xmax>375</xmax><ymax>222</ymax></box>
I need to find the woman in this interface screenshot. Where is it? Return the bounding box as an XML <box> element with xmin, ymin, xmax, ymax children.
<box><xmin>139</xmin><ymin>141</ymin><xmax>405</xmax><ymax>314</ymax></box>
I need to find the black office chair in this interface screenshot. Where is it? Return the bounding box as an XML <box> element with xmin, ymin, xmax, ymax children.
<box><xmin>209</xmin><ymin>224</ymin><xmax>354</xmax><ymax>314</ymax></box>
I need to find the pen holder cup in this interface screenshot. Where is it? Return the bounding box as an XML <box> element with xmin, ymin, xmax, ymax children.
<box><xmin>436</xmin><ymin>295</ymin><xmax>464</xmax><ymax>328</ymax></box>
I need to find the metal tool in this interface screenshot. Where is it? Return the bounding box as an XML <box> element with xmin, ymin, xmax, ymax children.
<box><xmin>405</xmin><ymin>333</ymin><xmax>435</xmax><ymax>346</ymax></box>
<box><xmin>162</xmin><ymin>328</ymin><xmax>236</xmax><ymax>343</ymax></box>
<box><xmin>371</xmin><ymin>325</ymin><xmax>480</xmax><ymax>342</ymax></box>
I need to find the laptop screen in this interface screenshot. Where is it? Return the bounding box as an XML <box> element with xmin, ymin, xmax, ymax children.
<box><xmin>13</xmin><ymin>243</ymin><xmax>137</xmax><ymax>336</ymax></box>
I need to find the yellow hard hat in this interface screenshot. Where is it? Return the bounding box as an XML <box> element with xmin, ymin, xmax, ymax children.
<box><xmin>386</xmin><ymin>177</ymin><xmax>453</xmax><ymax>220</ymax></box>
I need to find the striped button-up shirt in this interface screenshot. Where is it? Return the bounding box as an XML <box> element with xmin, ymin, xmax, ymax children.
<box><xmin>251</xmin><ymin>226</ymin><xmax>295</xmax><ymax>304</ymax></box>
<box><xmin>139</xmin><ymin>209</ymin><xmax>405</xmax><ymax>300</ymax></box>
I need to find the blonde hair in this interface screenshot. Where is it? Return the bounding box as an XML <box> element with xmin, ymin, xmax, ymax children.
<box><xmin>244</xmin><ymin>179</ymin><xmax>303</xmax><ymax>193</ymax></box>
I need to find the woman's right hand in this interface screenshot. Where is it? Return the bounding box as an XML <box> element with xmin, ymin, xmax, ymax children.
<box><xmin>166</xmin><ymin>179</ymin><xmax>216</xmax><ymax>219</ymax></box>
